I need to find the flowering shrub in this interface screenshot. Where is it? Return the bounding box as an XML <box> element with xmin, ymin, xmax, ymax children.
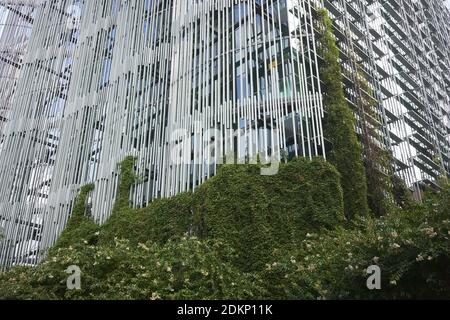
<box><xmin>0</xmin><ymin>155</ymin><xmax>448</xmax><ymax>300</ymax></box>
<box><xmin>261</xmin><ymin>185</ymin><xmax>450</xmax><ymax>299</ymax></box>
<box><xmin>0</xmin><ymin>237</ymin><xmax>263</xmax><ymax>300</ymax></box>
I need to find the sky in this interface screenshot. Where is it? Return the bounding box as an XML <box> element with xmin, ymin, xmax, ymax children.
<box><xmin>446</xmin><ymin>0</ymin><xmax>450</xmax><ymax>9</ymax></box>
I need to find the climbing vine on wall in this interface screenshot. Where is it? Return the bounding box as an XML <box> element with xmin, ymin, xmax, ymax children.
<box><xmin>353</xmin><ymin>66</ymin><xmax>396</xmax><ymax>216</ymax></box>
<box><xmin>49</xmin><ymin>184</ymin><xmax>99</xmax><ymax>254</ymax></box>
<box><xmin>316</xmin><ymin>9</ymin><xmax>369</xmax><ymax>219</ymax></box>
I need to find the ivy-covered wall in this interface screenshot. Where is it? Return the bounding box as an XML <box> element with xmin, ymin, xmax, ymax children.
<box><xmin>49</xmin><ymin>184</ymin><xmax>99</xmax><ymax>254</ymax></box>
<box><xmin>1</xmin><ymin>9</ymin><xmax>449</xmax><ymax>301</ymax></box>
<box><xmin>350</xmin><ymin>56</ymin><xmax>395</xmax><ymax>217</ymax></box>
<box><xmin>316</xmin><ymin>9</ymin><xmax>370</xmax><ymax>219</ymax></box>
<box><xmin>1</xmin><ymin>156</ymin><xmax>449</xmax><ymax>299</ymax></box>
<box><xmin>100</xmin><ymin>156</ymin><xmax>345</xmax><ymax>273</ymax></box>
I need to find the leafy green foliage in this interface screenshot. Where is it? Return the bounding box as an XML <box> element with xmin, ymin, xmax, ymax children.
<box><xmin>5</xmin><ymin>7</ymin><xmax>442</xmax><ymax>303</ymax></box>
<box><xmin>0</xmin><ymin>156</ymin><xmax>344</xmax><ymax>300</ymax></box>
<box><xmin>103</xmin><ymin>157</ymin><xmax>344</xmax><ymax>273</ymax></box>
<box><xmin>353</xmin><ymin>64</ymin><xmax>395</xmax><ymax>216</ymax></box>
<box><xmin>262</xmin><ymin>185</ymin><xmax>450</xmax><ymax>299</ymax></box>
<box><xmin>0</xmin><ymin>155</ymin><xmax>449</xmax><ymax>300</ymax></box>
<box><xmin>0</xmin><ymin>238</ymin><xmax>264</xmax><ymax>300</ymax></box>
<box><xmin>50</xmin><ymin>184</ymin><xmax>99</xmax><ymax>254</ymax></box>
<box><xmin>193</xmin><ymin>158</ymin><xmax>344</xmax><ymax>272</ymax></box>
<box><xmin>316</xmin><ymin>9</ymin><xmax>369</xmax><ymax>219</ymax></box>
<box><xmin>391</xmin><ymin>175</ymin><xmax>414</xmax><ymax>209</ymax></box>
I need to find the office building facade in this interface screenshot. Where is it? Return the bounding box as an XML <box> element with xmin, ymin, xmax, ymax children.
<box><xmin>0</xmin><ymin>0</ymin><xmax>449</xmax><ymax>268</ymax></box>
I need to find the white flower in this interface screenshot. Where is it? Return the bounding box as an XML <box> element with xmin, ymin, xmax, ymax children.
<box><xmin>416</xmin><ymin>254</ymin><xmax>424</xmax><ymax>262</ymax></box>
<box><xmin>391</xmin><ymin>243</ymin><xmax>401</xmax><ymax>249</ymax></box>
<box><xmin>390</xmin><ymin>280</ymin><xmax>397</xmax><ymax>286</ymax></box>
<box><xmin>422</xmin><ymin>227</ymin><xmax>437</xmax><ymax>238</ymax></box>
<box><xmin>150</xmin><ymin>292</ymin><xmax>161</xmax><ymax>300</ymax></box>
<box><xmin>166</xmin><ymin>266</ymin><xmax>172</xmax><ymax>272</ymax></box>
<box><xmin>373</xmin><ymin>256</ymin><xmax>380</xmax><ymax>264</ymax></box>
<box><xmin>201</xmin><ymin>270</ymin><xmax>209</xmax><ymax>276</ymax></box>
<box><xmin>138</xmin><ymin>243</ymin><xmax>150</xmax><ymax>251</ymax></box>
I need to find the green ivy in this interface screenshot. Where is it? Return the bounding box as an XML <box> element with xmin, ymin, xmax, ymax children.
<box><xmin>1</xmin><ymin>155</ymin><xmax>449</xmax><ymax>300</ymax></box>
<box><xmin>266</xmin><ymin>184</ymin><xmax>450</xmax><ymax>299</ymax></box>
<box><xmin>352</xmin><ymin>64</ymin><xmax>395</xmax><ymax>216</ymax></box>
<box><xmin>316</xmin><ymin>9</ymin><xmax>370</xmax><ymax>219</ymax></box>
<box><xmin>102</xmin><ymin>157</ymin><xmax>344</xmax><ymax>273</ymax></box>
<box><xmin>49</xmin><ymin>184</ymin><xmax>99</xmax><ymax>254</ymax></box>
<box><xmin>116</xmin><ymin>156</ymin><xmax>137</xmax><ymax>207</ymax></box>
